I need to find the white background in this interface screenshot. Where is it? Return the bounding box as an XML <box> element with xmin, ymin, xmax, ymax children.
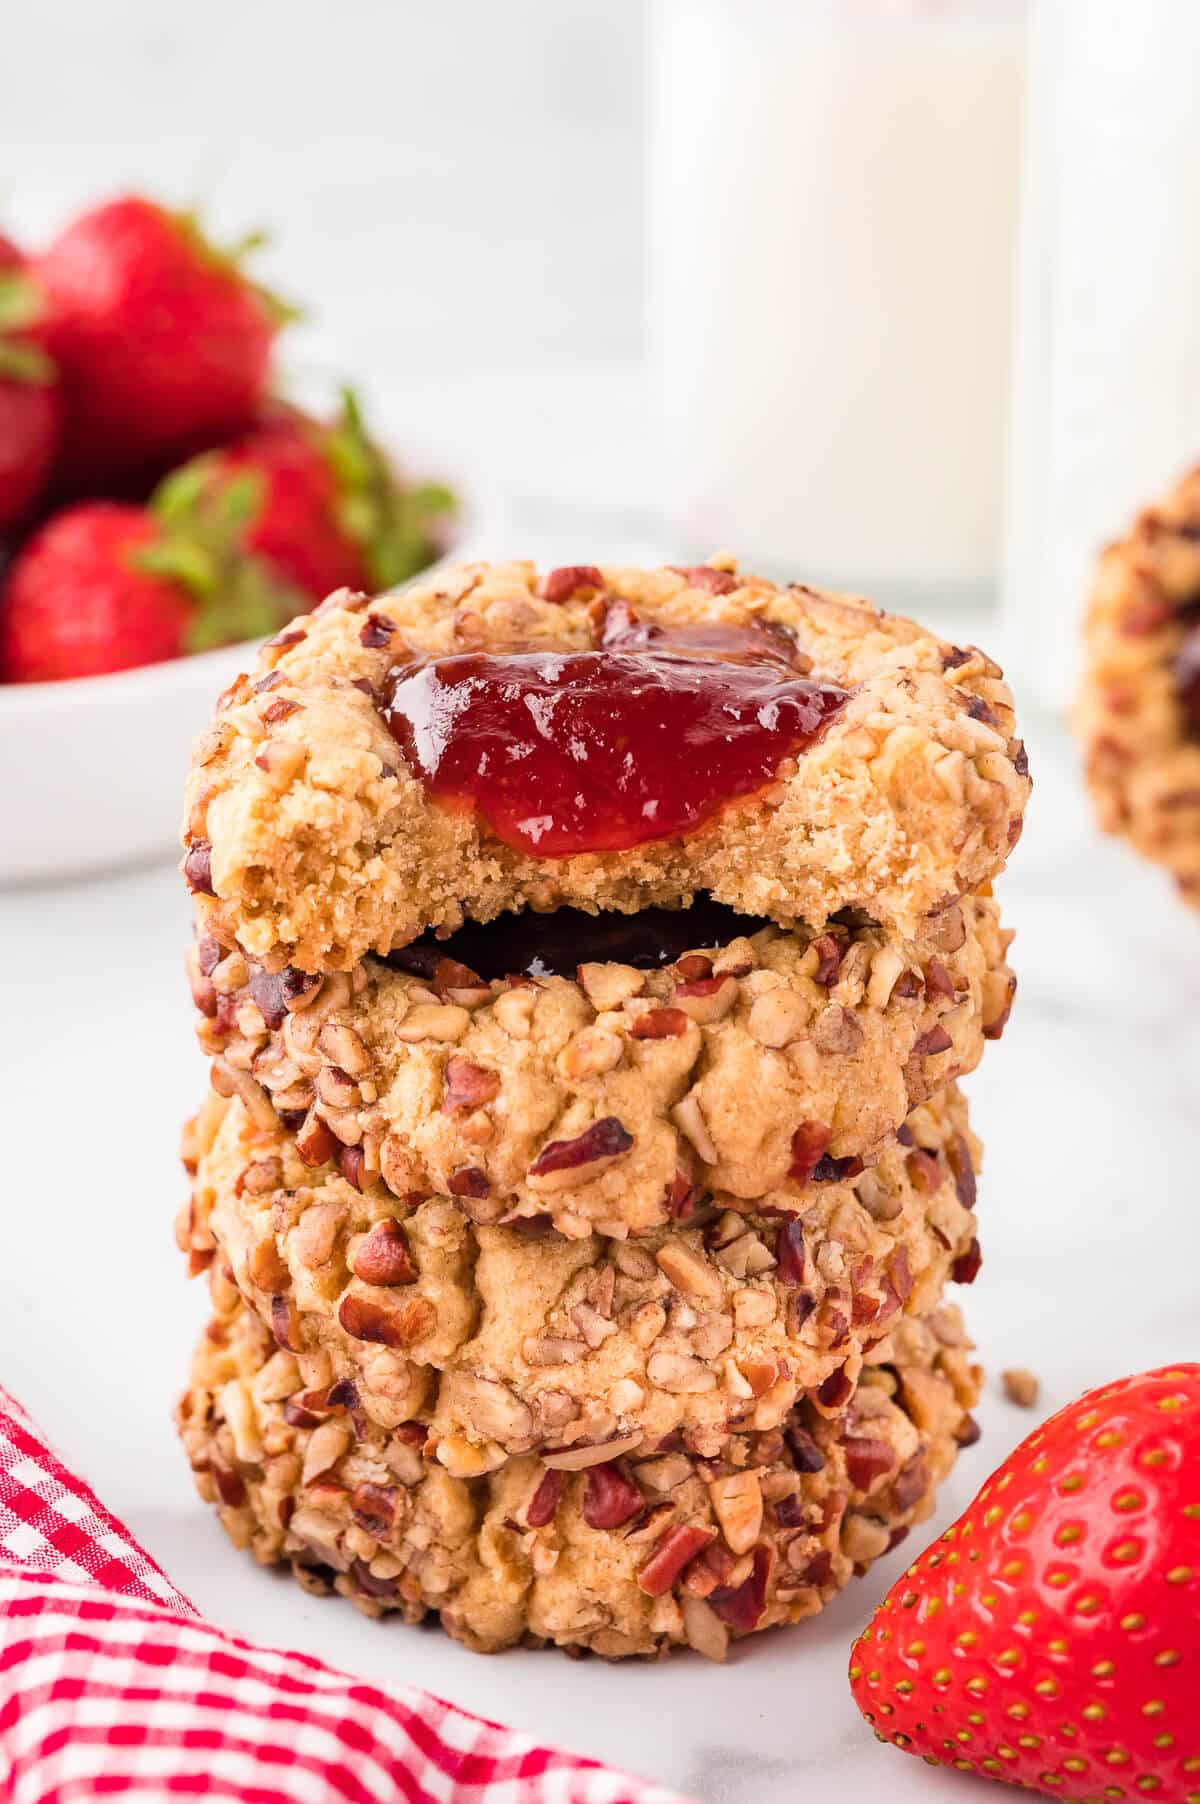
<box><xmin>0</xmin><ymin>0</ymin><xmax>653</xmax><ymax>529</ymax></box>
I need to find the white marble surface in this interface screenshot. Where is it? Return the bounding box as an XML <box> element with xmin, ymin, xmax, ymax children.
<box><xmin>3</xmin><ymin>696</ymin><xmax>1199</xmax><ymax>1803</ymax></box>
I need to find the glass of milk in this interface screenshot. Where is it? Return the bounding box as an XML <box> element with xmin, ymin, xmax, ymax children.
<box><xmin>648</xmin><ymin>0</ymin><xmax>1029</xmax><ymax>611</ymax></box>
<box><xmin>1003</xmin><ymin>0</ymin><xmax>1200</xmax><ymax>714</ymax></box>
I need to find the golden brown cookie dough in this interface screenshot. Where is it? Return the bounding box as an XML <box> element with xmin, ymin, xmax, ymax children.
<box><xmin>182</xmin><ymin>561</ymin><xmax>1030</xmax><ymax>969</ymax></box>
<box><xmin>179</xmin><ymin>1082</ymin><xmax>982</xmax><ymax>1465</ymax></box>
<box><xmin>177</xmin><ymin>1288</ymin><xmax>982</xmax><ymax>1660</ymax></box>
<box><xmin>189</xmin><ymin>895</ymin><xmax>1013</xmax><ymax>1238</ymax></box>
<box><xmin>1080</xmin><ymin>464</ymin><xmax>1200</xmax><ymax>903</ymax></box>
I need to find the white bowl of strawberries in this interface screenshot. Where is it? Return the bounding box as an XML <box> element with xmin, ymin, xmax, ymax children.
<box><xmin>0</xmin><ymin>195</ymin><xmax>456</xmax><ymax>885</ymax></box>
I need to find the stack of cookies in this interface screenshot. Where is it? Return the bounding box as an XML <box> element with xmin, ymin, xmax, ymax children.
<box><xmin>175</xmin><ymin>559</ymin><xmax>1029</xmax><ymax>1660</ymax></box>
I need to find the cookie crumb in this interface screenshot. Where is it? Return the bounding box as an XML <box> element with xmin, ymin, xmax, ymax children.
<box><xmin>1001</xmin><ymin>1367</ymin><xmax>1040</xmax><ymax>1409</ymax></box>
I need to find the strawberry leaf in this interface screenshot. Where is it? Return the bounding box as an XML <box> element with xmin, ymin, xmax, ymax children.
<box><xmin>143</xmin><ymin>461</ymin><xmax>300</xmax><ymax>649</ymax></box>
<box><xmin>0</xmin><ymin>337</ymin><xmax>55</xmax><ymax>383</ymax></box>
<box><xmin>0</xmin><ymin>271</ymin><xmax>46</xmax><ymax>334</ymax></box>
<box><xmin>325</xmin><ymin>387</ymin><xmax>457</xmax><ymax>590</ymax></box>
<box><xmin>168</xmin><ymin>207</ymin><xmax>302</xmax><ymax>327</ymax></box>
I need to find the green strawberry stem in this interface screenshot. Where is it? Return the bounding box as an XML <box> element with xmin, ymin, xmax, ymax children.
<box><xmin>327</xmin><ymin>387</ymin><xmax>457</xmax><ymax>590</ymax></box>
<box><xmin>169</xmin><ymin>207</ymin><xmax>302</xmax><ymax>329</ymax></box>
<box><xmin>0</xmin><ymin>272</ymin><xmax>56</xmax><ymax>382</ymax></box>
<box><xmin>142</xmin><ymin>465</ymin><xmax>303</xmax><ymax>651</ymax></box>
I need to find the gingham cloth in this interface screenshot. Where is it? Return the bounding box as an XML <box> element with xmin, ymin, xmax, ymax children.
<box><xmin>0</xmin><ymin>1383</ymin><xmax>693</xmax><ymax>1803</ymax></box>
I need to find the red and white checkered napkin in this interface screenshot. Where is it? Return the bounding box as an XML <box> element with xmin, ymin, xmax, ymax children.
<box><xmin>0</xmin><ymin>1383</ymin><xmax>693</xmax><ymax>1804</ymax></box>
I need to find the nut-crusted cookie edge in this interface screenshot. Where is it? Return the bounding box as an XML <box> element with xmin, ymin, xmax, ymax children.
<box><xmin>176</xmin><ymin>1289</ymin><xmax>982</xmax><ymax>1659</ymax></box>
<box><xmin>1079</xmin><ymin>464</ymin><xmax>1200</xmax><ymax>903</ymax></box>
<box><xmin>183</xmin><ymin>561</ymin><xmax>1031</xmax><ymax>968</ymax></box>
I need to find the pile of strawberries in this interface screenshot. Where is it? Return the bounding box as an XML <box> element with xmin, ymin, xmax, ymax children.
<box><xmin>0</xmin><ymin>195</ymin><xmax>454</xmax><ymax>682</ymax></box>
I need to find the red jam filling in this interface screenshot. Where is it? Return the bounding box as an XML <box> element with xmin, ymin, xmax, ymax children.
<box><xmin>381</xmin><ymin>621</ymin><xmax>847</xmax><ymax>857</ymax></box>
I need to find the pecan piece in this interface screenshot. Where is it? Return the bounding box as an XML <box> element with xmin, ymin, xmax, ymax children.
<box><xmin>247</xmin><ymin>1236</ymin><xmax>289</xmax><ymax>1292</ymax></box>
<box><xmin>541</xmin><ymin>564</ymin><xmax>604</xmax><ymax>603</ymax></box>
<box><xmin>637</xmin><ymin>1523</ymin><xmax>717</xmax><ymax>1596</ymax></box>
<box><xmin>337</xmin><ymin>1145</ymin><xmax>369</xmax><ymax>1192</ymax></box>
<box><xmin>541</xmin><ymin>1432</ymin><xmax>644</xmax><ymax>1472</ymax></box>
<box><xmin>891</xmin><ymin>1451</ymin><xmax>929</xmax><ymax>1513</ymax></box>
<box><xmin>664</xmin><ymin>1170</ymin><xmax>700</xmax><ymax>1220</ymax></box>
<box><xmin>338</xmin><ymin>1293</ymin><xmax>434</xmax><ymax>1348</ymax></box>
<box><xmin>295</xmin><ymin>1111</ymin><xmax>337</xmax><ymax>1168</ymax></box>
<box><xmin>811</xmin><ymin>1152</ymin><xmax>865</xmax><ymax>1183</ymax></box>
<box><xmin>261</xmin><ymin>696</ymin><xmax>300</xmax><ymax>725</ymax></box>
<box><xmin>629</xmin><ymin>1007</ymin><xmax>689</xmax><ymax>1040</ymax></box>
<box><xmin>352</xmin><ymin>1220</ymin><xmax>417</xmax><ymax>1287</ymax></box>
<box><xmin>810</xmin><ymin>935</ymin><xmax>842</xmax><ymax>986</ymax></box>
<box><xmin>843</xmin><ymin>1436</ymin><xmax>896</xmax><ymax>1493</ymax></box>
<box><xmin>789</xmin><ymin>1121</ymin><xmax>832</xmax><ymax>1184</ymax></box>
<box><xmin>248</xmin><ymin>965</ymin><xmax>320</xmax><ymax>1030</ymax></box>
<box><xmin>797</xmin><ymin>1547</ymin><xmax>834</xmax><ymax>1588</ymax></box>
<box><xmin>526</xmin><ymin>1116</ymin><xmax>633</xmax><ymax>1189</ymax></box>
<box><xmin>681</xmin><ymin>1593</ymin><xmax>729</xmax><ymax>1662</ymax></box>
<box><xmin>655</xmin><ymin>1238</ymin><xmax>723</xmax><ymax>1303</ymax></box>
<box><xmin>672</xmin><ymin>974</ymin><xmax>738</xmax><ymax>1023</ymax></box>
<box><xmin>708</xmin><ymin>1472</ymin><xmax>763</xmax><ymax>1556</ymax></box>
<box><xmin>982</xmin><ymin>972</ymin><xmax>1017</xmax><ymax>1040</ymax></box>
<box><xmin>525</xmin><ymin>1467</ymin><xmax>565</xmax><ymax>1528</ymax></box>
<box><xmin>710</xmin><ymin>1544</ymin><xmax>772</xmax><ymax>1631</ymax></box>
<box><xmin>947</xmin><ymin>1132</ymin><xmax>977</xmax><ymax>1209</ymax></box>
<box><xmin>1002</xmin><ymin>1367</ymin><xmax>1040</xmax><ymax>1408</ymax></box>
<box><xmin>924</xmin><ymin>958</ymin><xmax>957</xmax><ymax>999</ymax></box>
<box><xmin>283</xmin><ymin>1393</ymin><xmax>327</xmax><ymax>1430</ymax></box>
<box><xmin>265</xmin><ymin>625</ymin><xmax>307</xmax><ymax>652</ymax></box>
<box><xmin>905</xmin><ymin>1148</ymin><xmax>941</xmax><ymax>1193</ymax></box>
<box><xmin>582</xmin><ymin>1462</ymin><xmax>644</xmax><ymax>1530</ymax></box>
<box><xmin>911</xmin><ymin>1023</ymin><xmax>953</xmax><ymax>1059</ymax></box>
<box><xmin>815</xmin><ymin>1365</ymin><xmax>853</xmax><ymax>1411</ymax></box>
<box><xmin>448</xmin><ymin>1166</ymin><xmax>490</xmax><ymax>1198</ymax></box>
<box><xmin>350</xmin><ymin>1559</ymin><xmax>398</xmax><ymax>1600</ymax></box>
<box><xmin>646</xmin><ymin>1351</ymin><xmax>718</xmax><ymax>1395</ymax></box>
<box><xmin>270</xmin><ymin>1295</ymin><xmax>301</xmax><ymax>1352</ymax></box>
<box><xmin>673</xmin><ymin>564</ymin><xmax>736</xmax><ymax>595</ymax></box>
<box><xmin>360</xmin><ymin>612</ymin><xmax>397</xmax><ymax>648</ymax></box>
<box><xmin>775</xmin><ymin>1219</ymin><xmax>805</xmax><ymax>1286</ymax></box>
<box><xmin>951</xmin><ymin>1236</ymin><xmax>983</xmax><ymax>1285</ymax></box>
<box><xmin>211</xmin><ymin>1459</ymin><xmax>246</xmax><ymax>1509</ymax></box>
<box><xmin>183</xmin><ymin>840</ymin><xmax>214</xmax><ymax>895</ymax></box>
<box><xmin>786</xmin><ymin>1424</ymin><xmax>826</xmax><ymax>1473</ymax></box>
<box><xmin>442</xmin><ymin>1056</ymin><xmax>500</xmax><ymax>1114</ymax></box>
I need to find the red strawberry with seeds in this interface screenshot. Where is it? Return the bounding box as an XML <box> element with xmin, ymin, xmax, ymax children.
<box><xmin>37</xmin><ymin>195</ymin><xmax>287</xmax><ymax>488</ymax></box>
<box><xmin>850</xmin><ymin>1364</ymin><xmax>1200</xmax><ymax>1801</ymax></box>
<box><xmin>159</xmin><ymin>392</ymin><xmax>454</xmax><ymax>602</ymax></box>
<box><xmin>0</xmin><ymin>489</ymin><xmax>295</xmax><ymax>682</ymax></box>
<box><xmin>0</xmin><ymin>232</ymin><xmax>61</xmax><ymax>533</ymax></box>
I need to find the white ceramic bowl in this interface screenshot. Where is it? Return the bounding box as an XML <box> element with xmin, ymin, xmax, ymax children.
<box><xmin>0</xmin><ymin>641</ymin><xmax>259</xmax><ymax>885</ymax></box>
<box><xmin>0</xmin><ymin>494</ymin><xmax>504</xmax><ymax>888</ymax></box>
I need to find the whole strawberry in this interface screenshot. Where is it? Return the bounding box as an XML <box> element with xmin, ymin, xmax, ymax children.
<box><xmin>850</xmin><ymin>1365</ymin><xmax>1200</xmax><ymax>1801</ymax></box>
<box><xmin>0</xmin><ymin>232</ymin><xmax>61</xmax><ymax>533</ymax></box>
<box><xmin>159</xmin><ymin>392</ymin><xmax>455</xmax><ymax>602</ymax></box>
<box><xmin>36</xmin><ymin>196</ymin><xmax>286</xmax><ymax>490</ymax></box>
<box><xmin>0</xmin><ymin>492</ymin><xmax>293</xmax><ymax>682</ymax></box>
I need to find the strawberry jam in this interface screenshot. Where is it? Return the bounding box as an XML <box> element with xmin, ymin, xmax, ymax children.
<box><xmin>381</xmin><ymin>626</ymin><xmax>847</xmax><ymax>856</ymax></box>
